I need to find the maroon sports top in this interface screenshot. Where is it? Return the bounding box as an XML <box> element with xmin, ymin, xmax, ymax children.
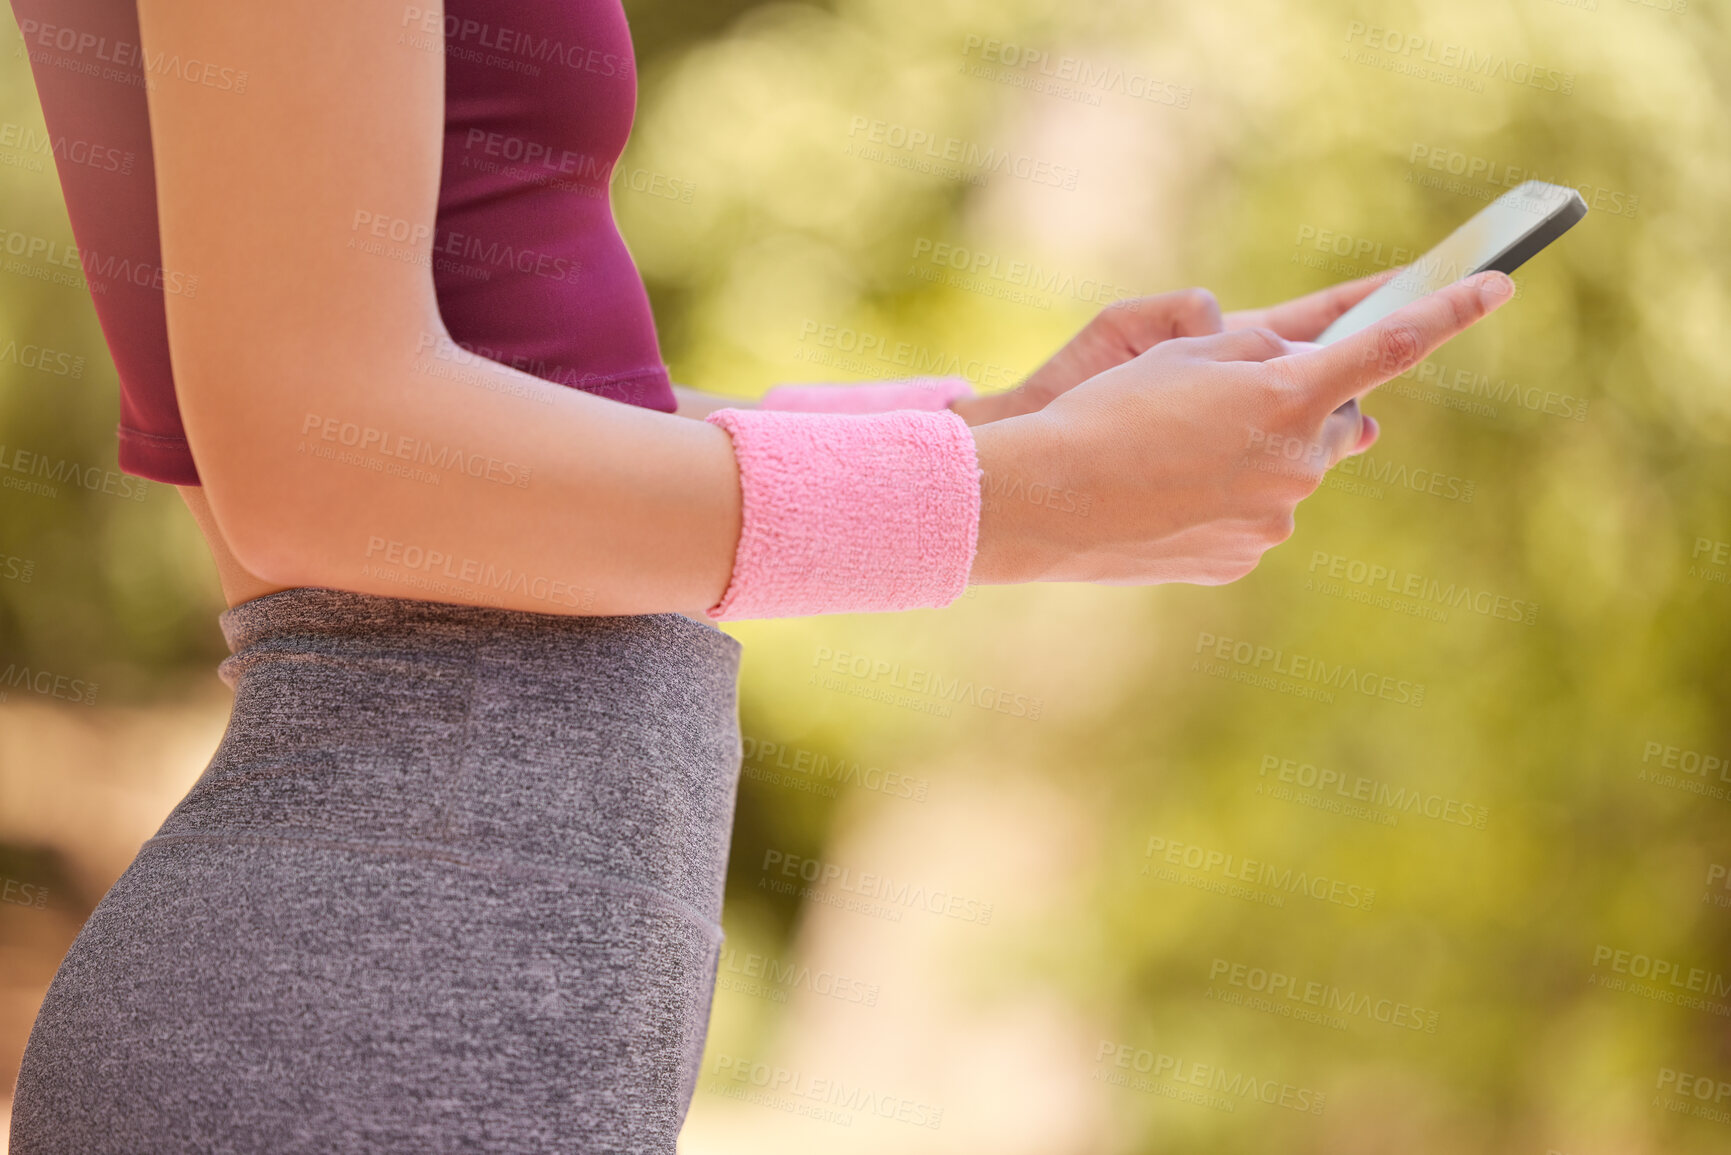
<box><xmin>11</xmin><ymin>0</ymin><xmax>676</xmax><ymax>486</ymax></box>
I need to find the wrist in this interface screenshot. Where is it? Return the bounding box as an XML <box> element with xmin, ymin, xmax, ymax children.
<box><xmin>967</xmin><ymin>413</ymin><xmax>1071</xmax><ymax>585</ymax></box>
<box><xmin>705</xmin><ymin>408</ymin><xmax>980</xmax><ymax>618</ymax></box>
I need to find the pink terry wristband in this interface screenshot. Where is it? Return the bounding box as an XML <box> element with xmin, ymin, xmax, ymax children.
<box><xmin>758</xmin><ymin>376</ymin><xmax>975</xmax><ymax>414</ymax></box>
<box><xmin>704</xmin><ymin>408</ymin><xmax>982</xmax><ymax>621</ymax></box>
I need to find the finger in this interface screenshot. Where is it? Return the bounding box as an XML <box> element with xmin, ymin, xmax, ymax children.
<box><xmin>1351</xmin><ymin>413</ymin><xmax>1380</xmax><ymax>455</ymax></box>
<box><xmin>1316</xmin><ymin>400</ymin><xmax>1366</xmax><ymax>467</ymax></box>
<box><xmin>1102</xmin><ymin>288</ymin><xmax>1224</xmax><ymax>352</ymax></box>
<box><xmin>1223</xmin><ymin>268</ymin><xmax>1399</xmax><ymax>340</ymax></box>
<box><xmin>1169</xmin><ymin>326</ymin><xmax>1294</xmax><ymax>364</ymax></box>
<box><xmin>1280</xmin><ymin>271</ymin><xmax>1514</xmax><ymax>413</ymax></box>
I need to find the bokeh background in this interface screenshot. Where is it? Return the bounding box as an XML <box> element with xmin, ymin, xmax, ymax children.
<box><xmin>3</xmin><ymin>0</ymin><xmax>1729</xmax><ymax>1151</ymax></box>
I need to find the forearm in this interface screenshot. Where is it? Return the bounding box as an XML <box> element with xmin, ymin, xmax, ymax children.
<box><xmin>136</xmin><ymin>0</ymin><xmax>997</xmax><ymax>621</ymax></box>
<box><xmin>674</xmin><ymin>379</ymin><xmax>1016</xmax><ymax>425</ymax></box>
<box><xmin>670</xmin><ymin>383</ymin><xmax>752</xmax><ymax>420</ymax></box>
<box><xmin>192</xmin><ymin>337</ymin><xmax>741</xmax><ymax>619</ymax></box>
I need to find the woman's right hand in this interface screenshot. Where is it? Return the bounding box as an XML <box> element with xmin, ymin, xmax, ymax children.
<box><xmin>968</xmin><ymin>270</ymin><xmax>1515</xmax><ymax>586</ymax></box>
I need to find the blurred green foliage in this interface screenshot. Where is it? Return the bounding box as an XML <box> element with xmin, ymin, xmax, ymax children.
<box><xmin>2</xmin><ymin>0</ymin><xmax>1729</xmax><ymax>1150</ymax></box>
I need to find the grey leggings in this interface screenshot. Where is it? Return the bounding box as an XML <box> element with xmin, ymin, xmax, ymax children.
<box><xmin>8</xmin><ymin>588</ymin><xmax>743</xmax><ymax>1153</ymax></box>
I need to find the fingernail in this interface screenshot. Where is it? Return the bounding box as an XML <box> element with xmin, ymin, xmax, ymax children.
<box><xmin>1477</xmin><ymin>271</ymin><xmax>1514</xmax><ymax>306</ymax></box>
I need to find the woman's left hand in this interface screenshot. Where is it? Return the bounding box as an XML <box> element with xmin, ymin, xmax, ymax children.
<box><xmin>951</xmin><ymin>269</ymin><xmax>1397</xmax><ymax>425</ymax></box>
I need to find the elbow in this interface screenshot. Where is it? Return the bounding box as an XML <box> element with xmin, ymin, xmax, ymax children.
<box><xmin>224</xmin><ymin>518</ymin><xmax>326</xmax><ymax>591</ymax></box>
<box><xmin>200</xmin><ymin>475</ymin><xmax>328</xmax><ymax>590</ymax></box>
<box><xmin>172</xmin><ymin>350</ymin><xmax>391</xmax><ymax>588</ymax></box>
<box><xmin>189</xmin><ymin>434</ymin><xmax>348</xmax><ymax>591</ymax></box>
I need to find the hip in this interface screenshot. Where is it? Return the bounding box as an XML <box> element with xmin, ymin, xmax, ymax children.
<box><xmin>171</xmin><ymin>584</ymin><xmax>744</xmax><ymax>921</ymax></box>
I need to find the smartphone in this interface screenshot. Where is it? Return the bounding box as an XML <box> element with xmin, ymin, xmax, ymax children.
<box><xmin>1314</xmin><ymin>179</ymin><xmax>1588</xmax><ymax>346</ymax></box>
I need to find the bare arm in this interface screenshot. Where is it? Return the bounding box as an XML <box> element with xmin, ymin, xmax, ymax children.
<box><xmin>141</xmin><ymin>0</ymin><xmax>741</xmax><ymax>618</ymax></box>
<box><xmin>669</xmin><ymin>384</ymin><xmax>749</xmax><ymax>420</ymax></box>
<box><xmin>670</xmin><ymin>383</ymin><xmax>1011</xmax><ymax>425</ymax></box>
<box><xmin>138</xmin><ymin>0</ymin><xmax>1510</xmax><ymax>618</ymax></box>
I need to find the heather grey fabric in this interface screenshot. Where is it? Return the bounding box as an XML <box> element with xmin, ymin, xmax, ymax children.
<box><xmin>9</xmin><ymin>588</ymin><xmax>743</xmax><ymax>1154</ymax></box>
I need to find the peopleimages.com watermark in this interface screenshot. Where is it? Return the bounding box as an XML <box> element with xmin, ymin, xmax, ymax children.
<box><xmin>845</xmin><ymin>116</ymin><xmax>1079</xmax><ymax>190</ymax></box>
<box><xmin>1690</xmin><ymin>536</ymin><xmax>1731</xmax><ymax>588</ymax></box>
<box><xmin>1255</xmin><ymin>752</ymin><xmax>1491</xmax><ymax>831</ymax></box>
<box><xmin>1192</xmin><ymin>630</ymin><xmax>1426</xmax><ymax>709</ymax></box>
<box><xmin>1292</xmin><ymin>224</ymin><xmax>1418</xmax><ymax>277</ymax></box>
<box><xmin>0</xmin><ymin>663</ymin><xmax>98</xmax><ymax>706</ymax></box>
<box><xmin>297</xmin><ymin>411</ymin><xmax>533</xmax><ymax>490</ymax></box>
<box><xmin>810</xmin><ymin>645</ymin><xmax>1045</xmax><ymax>720</ymax></box>
<box><xmin>0</xmin><ymin>119</ymin><xmax>135</xmax><ymax>178</ymax></box>
<box><xmin>1236</xmin><ymin>421</ymin><xmax>1479</xmax><ymax>505</ymax></box>
<box><xmin>957</xmin><ymin>36</ymin><xmax>1192</xmax><ymax>110</ymax></box>
<box><xmin>1654</xmin><ymin>1066</ymin><xmax>1731</xmax><ymax>1128</ymax></box>
<box><xmin>1142</xmin><ymin>835</ymin><xmax>1378</xmax><ymax>911</ymax></box>
<box><xmin>349</xmin><ymin>208</ymin><xmax>583</xmax><ymax>286</ymax></box>
<box><xmin>1206</xmin><ymin>956</ymin><xmax>1441</xmax><ymax>1034</ymax></box>
<box><xmin>1341</xmin><ymin>22</ymin><xmax>1575</xmax><ymax>97</ymax></box>
<box><xmin>397</xmin><ymin>6</ymin><xmax>631</xmax><ymax>82</ymax></box>
<box><xmin>791</xmin><ymin>319</ymin><xmax>1023</xmax><ymax>391</ymax></box>
<box><xmin>0</xmin><ymin>877</ymin><xmax>48</xmax><ymax>909</ymax></box>
<box><xmin>0</xmin><ymin>441</ymin><xmax>149</xmax><ymax>502</ymax></box>
<box><xmin>704</xmin><ymin>1054</ymin><xmax>944</xmax><ymax>1130</ymax></box>
<box><xmin>1703</xmin><ymin>863</ymin><xmax>1731</xmax><ymax>911</ymax></box>
<box><xmin>411</xmin><ymin>331</ymin><xmax>657</xmax><ymax>407</ymax></box>
<box><xmin>1289</xmin><ymin>224</ymin><xmax>1527</xmax><ymax>304</ymax></box>
<box><xmin>740</xmin><ymin>735</ymin><xmax>929</xmax><ymax>803</ymax></box>
<box><xmin>1329</xmin><ymin>450</ymin><xmax>1476</xmax><ymax>504</ymax></box>
<box><xmin>358</xmin><ymin>535</ymin><xmax>595</xmax><ymax>611</ymax></box>
<box><xmin>908</xmin><ymin>237</ymin><xmax>1138</xmax><ymax>310</ymax></box>
<box><xmin>715</xmin><ymin>944</ymin><xmax>882</xmax><ymax>1008</ymax></box>
<box><xmin>1636</xmin><ymin>738</ymin><xmax>1731</xmax><ymax>804</ymax></box>
<box><xmin>1303</xmin><ymin>549</ymin><xmax>1538</xmax><ymax>627</ymax></box>
<box><xmin>13</xmin><ymin>17</ymin><xmax>250</xmax><ymax>95</ymax></box>
<box><xmin>1406</xmin><ymin>143</ymin><xmax>1638</xmax><ymax>220</ymax></box>
<box><xmin>454</xmin><ymin>128</ymin><xmax>696</xmax><ymax>205</ymax></box>
<box><xmin>1093</xmin><ymin>1040</ymin><xmax>1327</xmax><ymax>1116</ymax></box>
<box><xmin>757</xmin><ymin>848</ymin><xmax>996</xmax><ymax>926</ymax></box>
<box><xmin>981</xmin><ymin>468</ymin><xmax>1093</xmax><ymax>521</ymax></box>
<box><xmin>0</xmin><ymin>224</ymin><xmax>193</xmax><ymax>299</ymax></box>
<box><xmin>1388</xmin><ymin>353</ymin><xmax>1589</xmax><ymax>424</ymax></box>
<box><xmin>0</xmin><ymin>334</ymin><xmax>85</xmax><ymax>380</ymax></box>
<box><xmin>1589</xmin><ymin>944</ymin><xmax>1731</xmax><ymax>1018</ymax></box>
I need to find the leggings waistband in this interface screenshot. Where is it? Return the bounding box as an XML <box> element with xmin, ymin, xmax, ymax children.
<box><xmin>157</xmin><ymin>586</ymin><xmax>744</xmax><ymax>924</ymax></box>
